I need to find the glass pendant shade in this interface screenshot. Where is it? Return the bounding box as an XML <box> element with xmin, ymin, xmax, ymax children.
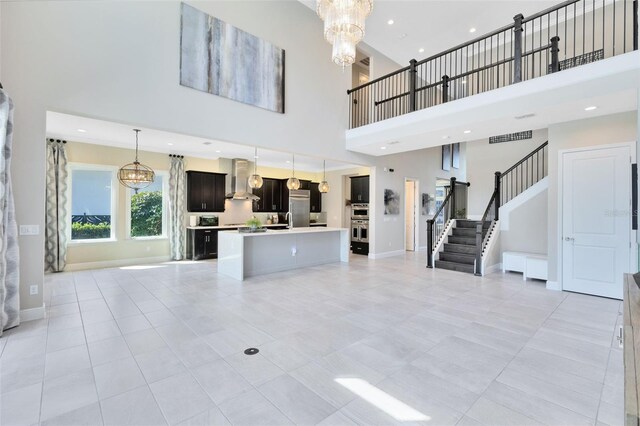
<box><xmin>118</xmin><ymin>129</ymin><xmax>155</xmax><ymax>191</ymax></box>
<box><xmin>319</xmin><ymin>180</ymin><xmax>330</xmax><ymax>193</ymax></box>
<box><xmin>248</xmin><ymin>148</ymin><xmax>263</xmax><ymax>189</ymax></box>
<box><xmin>248</xmin><ymin>174</ymin><xmax>263</xmax><ymax>189</ymax></box>
<box><xmin>287</xmin><ymin>177</ymin><xmax>301</xmax><ymax>190</ymax></box>
<box><xmin>319</xmin><ymin>160</ymin><xmax>330</xmax><ymax>193</ymax></box>
<box><xmin>332</xmin><ymin>32</ymin><xmax>357</xmax><ymax>66</ymax></box>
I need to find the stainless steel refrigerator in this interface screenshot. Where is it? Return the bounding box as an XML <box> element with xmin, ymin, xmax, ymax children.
<box><xmin>288</xmin><ymin>190</ymin><xmax>310</xmax><ymax>227</ymax></box>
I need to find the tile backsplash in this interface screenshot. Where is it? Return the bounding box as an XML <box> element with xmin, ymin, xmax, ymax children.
<box><xmin>187</xmin><ymin>199</ymin><xmax>325</xmax><ymax>226</ymax></box>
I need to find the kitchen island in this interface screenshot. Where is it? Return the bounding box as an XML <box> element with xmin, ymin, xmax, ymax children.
<box><xmin>217</xmin><ymin>227</ymin><xmax>350</xmax><ymax>280</ymax></box>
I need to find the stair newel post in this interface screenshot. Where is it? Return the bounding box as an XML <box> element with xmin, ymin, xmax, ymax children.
<box><xmin>409</xmin><ymin>59</ymin><xmax>417</xmax><ymax>112</ymax></box>
<box><xmin>513</xmin><ymin>14</ymin><xmax>524</xmax><ymax>83</ymax></box>
<box><xmin>474</xmin><ymin>221</ymin><xmax>483</xmax><ymax>276</ymax></box>
<box><xmin>427</xmin><ymin>219</ymin><xmax>434</xmax><ymax>268</ymax></box>
<box><xmin>441</xmin><ymin>75</ymin><xmax>450</xmax><ymax>104</ymax></box>
<box><xmin>494</xmin><ymin>171</ymin><xmax>502</xmax><ymax>220</ymax></box>
<box><xmin>550</xmin><ymin>36</ymin><xmax>560</xmax><ymax>73</ymax></box>
<box><xmin>449</xmin><ymin>177</ymin><xmax>457</xmax><ymax>220</ymax></box>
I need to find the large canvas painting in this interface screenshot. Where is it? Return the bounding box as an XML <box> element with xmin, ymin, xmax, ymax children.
<box><xmin>384</xmin><ymin>189</ymin><xmax>400</xmax><ymax>215</ymax></box>
<box><xmin>452</xmin><ymin>143</ymin><xmax>460</xmax><ymax>169</ymax></box>
<box><xmin>180</xmin><ymin>3</ymin><xmax>285</xmax><ymax>113</ymax></box>
<box><xmin>442</xmin><ymin>144</ymin><xmax>451</xmax><ymax>171</ymax></box>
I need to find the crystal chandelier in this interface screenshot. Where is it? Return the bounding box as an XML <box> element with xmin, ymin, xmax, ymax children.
<box><xmin>118</xmin><ymin>129</ymin><xmax>155</xmax><ymax>192</ymax></box>
<box><xmin>248</xmin><ymin>147</ymin><xmax>263</xmax><ymax>189</ymax></box>
<box><xmin>317</xmin><ymin>0</ymin><xmax>373</xmax><ymax>67</ymax></box>
<box><xmin>319</xmin><ymin>160</ymin><xmax>330</xmax><ymax>193</ymax></box>
<box><xmin>286</xmin><ymin>154</ymin><xmax>300</xmax><ymax>190</ymax></box>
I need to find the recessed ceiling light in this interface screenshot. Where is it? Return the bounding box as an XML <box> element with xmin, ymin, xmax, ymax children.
<box><xmin>215</xmin><ymin>150</ymin><xmax>221</xmax><ymax>153</ymax></box>
<box><xmin>286</xmin><ymin>160</ymin><xmax>291</xmax><ymax>163</ymax></box>
<box><xmin>464</xmin><ymin>130</ymin><xmax>472</xmax><ymax>134</ymax></box>
<box><xmin>418</xmin><ymin>48</ymin><xmax>425</xmax><ymax>53</ymax></box>
<box><xmin>77</xmin><ymin>129</ymin><xmax>87</xmax><ymax>133</ymax></box>
<box><xmin>167</xmin><ymin>143</ymin><xmax>174</xmax><ymax>146</ymax></box>
<box><xmin>585</xmin><ymin>106</ymin><xmax>597</xmax><ymax>111</ymax></box>
<box><xmin>380</xmin><ymin>146</ymin><xmax>387</xmax><ymax>150</ymax></box>
<box><xmin>469</xmin><ymin>27</ymin><xmax>477</xmax><ymax>33</ymax></box>
<box><xmin>203</xmin><ymin>141</ymin><xmax>212</xmax><ymax>145</ymax></box>
<box><xmin>387</xmin><ymin>19</ymin><xmax>394</xmax><ymax>25</ymax></box>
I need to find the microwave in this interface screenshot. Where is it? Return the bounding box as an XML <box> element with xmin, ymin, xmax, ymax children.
<box><xmin>351</xmin><ymin>203</ymin><xmax>369</xmax><ymax>219</ymax></box>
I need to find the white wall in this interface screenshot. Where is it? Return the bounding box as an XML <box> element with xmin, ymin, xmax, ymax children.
<box><xmin>547</xmin><ymin>111</ymin><xmax>638</xmax><ymax>284</ymax></box>
<box><xmin>466</xmin><ymin>129</ymin><xmax>548</xmax><ymax>217</ymax></box>
<box><xmin>1</xmin><ymin>0</ymin><xmax>383</xmax><ymax>311</ymax></box>
<box><xmin>372</xmin><ymin>144</ymin><xmax>467</xmax><ymax>256</ymax></box>
<box><xmin>500</xmin><ymin>186</ymin><xmax>548</xmax><ymax>255</ymax></box>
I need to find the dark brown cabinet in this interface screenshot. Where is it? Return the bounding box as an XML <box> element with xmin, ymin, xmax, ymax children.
<box><xmin>187</xmin><ymin>229</ymin><xmax>218</xmax><ymax>260</ymax></box>
<box><xmin>252</xmin><ymin>178</ymin><xmax>283</xmax><ymax>213</ymax></box>
<box><xmin>350</xmin><ymin>176</ymin><xmax>370</xmax><ymax>203</ymax></box>
<box><xmin>310</xmin><ymin>182</ymin><xmax>322</xmax><ymax>212</ymax></box>
<box><xmin>187</xmin><ymin>171</ymin><xmax>226</xmax><ymax>212</ymax></box>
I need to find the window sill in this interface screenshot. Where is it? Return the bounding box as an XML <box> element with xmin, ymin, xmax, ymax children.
<box><xmin>128</xmin><ymin>236</ymin><xmax>169</xmax><ymax>241</ymax></box>
<box><xmin>68</xmin><ymin>238</ymin><xmax>117</xmax><ymax>246</ymax></box>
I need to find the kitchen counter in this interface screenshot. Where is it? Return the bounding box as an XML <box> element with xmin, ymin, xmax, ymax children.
<box><xmin>186</xmin><ymin>224</ymin><xmax>287</xmax><ymax>230</ymax></box>
<box><xmin>218</xmin><ymin>227</ymin><xmax>349</xmax><ymax>280</ymax></box>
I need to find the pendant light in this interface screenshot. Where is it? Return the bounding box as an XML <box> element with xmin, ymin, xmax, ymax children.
<box><xmin>286</xmin><ymin>154</ymin><xmax>300</xmax><ymax>190</ymax></box>
<box><xmin>118</xmin><ymin>129</ymin><xmax>155</xmax><ymax>192</ymax></box>
<box><xmin>248</xmin><ymin>147</ymin><xmax>263</xmax><ymax>189</ymax></box>
<box><xmin>318</xmin><ymin>160</ymin><xmax>330</xmax><ymax>193</ymax></box>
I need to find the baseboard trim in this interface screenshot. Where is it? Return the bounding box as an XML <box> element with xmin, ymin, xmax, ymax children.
<box><xmin>21</xmin><ymin>303</ymin><xmax>45</xmax><ymax>322</ymax></box>
<box><xmin>546</xmin><ymin>280</ymin><xmax>561</xmax><ymax>291</ymax></box>
<box><xmin>417</xmin><ymin>246</ymin><xmax>427</xmax><ymax>251</ymax></box>
<box><xmin>368</xmin><ymin>250</ymin><xmax>406</xmax><ymax>260</ymax></box>
<box><xmin>484</xmin><ymin>263</ymin><xmax>502</xmax><ymax>274</ymax></box>
<box><xmin>65</xmin><ymin>256</ymin><xmax>172</xmax><ymax>272</ymax></box>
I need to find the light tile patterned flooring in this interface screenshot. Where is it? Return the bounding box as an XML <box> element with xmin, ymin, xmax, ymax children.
<box><xmin>0</xmin><ymin>252</ymin><xmax>623</xmax><ymax>425</ymax></box>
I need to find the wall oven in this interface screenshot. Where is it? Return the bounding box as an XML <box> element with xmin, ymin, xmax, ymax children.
<box><xmin>351</xmin><ymin>203</ymin><xmax>369</xmax><ymax>220</ymax></box>
<box><xmin>351</xmin><ymin>219</ymin><xmax>369</xmax><ymax>243</ymax></box>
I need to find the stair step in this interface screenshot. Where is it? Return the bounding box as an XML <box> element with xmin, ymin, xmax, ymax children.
<box><xmin>435</xmin><ymin>260</ymin><xmax>475</xmax><ymax>274</ymax></box>
<box><xmin>456</xmin><ymin>220</ymin><xmax>492</xmax><ymax>229</ymax></box>
<box><xmin>444</xmin><ymin>243</ymin><xmax>476</xmax><ymax>255</ymax></box>
<box><xmin>452</xmin><ymin>228</ymin><xmax>487</xmax><ymax>238</ymax></box>
<box><xmin>439</xmin><ymin>252</ymin><xmax>475</xmax><ymax>265</ymax></box>
<box><xmin>448</xmin><ymin>235</ymin><xmax>477</xmax><ymax>245</ymax></box>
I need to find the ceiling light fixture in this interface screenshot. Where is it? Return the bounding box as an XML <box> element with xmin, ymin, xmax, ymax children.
<box><xmin>319</xmin><ymin>160</ymin><xmax>330</xmax><ymax>193</ymax></box>
<box><xmin>286</xmin><ymin>154</ymin><xmax>300</xmax><ymax>190</ymax></box>
<box><xmin>316</xmin><ymin>0</ymin><xmax>373</xmax><ymax>67</ymax></box>
<box><xmin>77</xmin><ymin>129</ymin><xmax>87</xmax><ymax>133</ymax></box>
<box><xmin>248</xmin><ymin>147</ymin><xmax>263</xmax><ymax>189</ymax></box>
<box><xmin>167</xmin><ymin>143</ymin><xmax>174</xmax><ymax>146</ymax></box>
<box><xmin>418</xmin><ymin>48</ymin><xmax>425</xmax><ymax>53</ymax></box>
<box><xmin>585</xmin><ymin>106</ymin><xmax>597</xmax><ymax>111</ymax></box>
<box><xmin>469</xmin><ymin>27</ymin><xmax>477</xmax><ymax>33</ymax></box>
<box><xmin>380</xmin><ymin>146</ymin><xmax>387</xmax><ymax>150</ymax></box>
<box><xmin>387</xmin><ymin>19</ymin><xmax>394</xmax><ymax>25</ymax></box>
<box><xmin>118</xmin><ymin>129</ymin><xmax>155</xmax><ymax>193</ymax></box>
<box><xmin>464</xmin><ymin>130</ymin><xmax>472</xmax><ymax>134</ymax></box>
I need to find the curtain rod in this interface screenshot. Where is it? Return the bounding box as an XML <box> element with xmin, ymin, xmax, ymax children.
<box><xmin>169</xmin><ymin>154</ymin><xmax>184</xmax><ymax>158</ymax></box>
<box><xmin>47</xmin><ymin>138</ymin><xmax>67</xmax><ymax>144</ymax></box>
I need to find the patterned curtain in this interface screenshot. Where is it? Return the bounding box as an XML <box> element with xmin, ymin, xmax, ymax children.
<box><xmin>169</xmin><ymin>155</ymin><xmax>186</xmax><ymax>260</ymax></box>
<box><xmin>45</xmin><ymin>139</ymin><xmax>68</xmax><ymax>272</ymax></box>
<box><xmin>0</xmin><ymin>88</ymin><xmax>20</xmax><ymax>335</ymax></box>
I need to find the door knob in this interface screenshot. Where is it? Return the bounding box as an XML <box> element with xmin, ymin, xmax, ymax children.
<box><xmin>564</xmin><ymin>237</ymin><xmax>575</xmax><ymax>242</ymax></box>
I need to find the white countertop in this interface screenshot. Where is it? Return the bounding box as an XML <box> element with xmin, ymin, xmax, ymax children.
<box><xmin>219</xmin><ymin>227</ymin><xmax>347</xmax><ymax>237</ymax></box>
<box><xmin>186</xmin><ymin>224</ymin><xmax>288</xmax><ymax>230</ymax></box>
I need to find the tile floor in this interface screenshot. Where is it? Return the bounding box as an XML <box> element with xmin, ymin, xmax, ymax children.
<box><xmin>0</xmin><ymin>252</ymin><xmax>623</xmax><ymax>425</ymax></box>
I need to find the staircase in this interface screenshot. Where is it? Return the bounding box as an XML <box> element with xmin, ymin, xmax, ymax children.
<box><xmin>435</xmin><ymin>220</ymin><xmax>491</xmax><ymax>273</ymax></box>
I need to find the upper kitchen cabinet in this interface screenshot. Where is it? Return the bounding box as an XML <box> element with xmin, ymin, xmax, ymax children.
<box><xmin>187</xmin><ymin>171</ymin><xmax>227</xmax><ymax>212</ymax></box>
<box><xmin>350</xmin><ymin>175</ymin><xmax>370</xmax><ymax>203</ymax></box>
<box><xmin>310</xmin><ymin>182</ymin><xmax>322</xmax><ymax>212</ymax></box>
<box><xmin>252</xmin><ymin>177</ymin><xmax>283</xmax><ymax>212</ymax></box>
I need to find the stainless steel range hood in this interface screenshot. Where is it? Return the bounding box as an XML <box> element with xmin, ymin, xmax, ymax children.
<box><xmin>225</xmin><ymin>159</ymin><xmax>260</xmax><ymax>201</ymax></box>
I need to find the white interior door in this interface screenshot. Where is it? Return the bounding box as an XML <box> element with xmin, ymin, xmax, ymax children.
<box><xmin>562</xmin><ymin>145</ymin><xmax>631</xmax><ymax>299</ymax></box>
<box><xmin>405</xmin><ymin>180</ymin><xmax>416</xmax><ymax>251</ymax></box>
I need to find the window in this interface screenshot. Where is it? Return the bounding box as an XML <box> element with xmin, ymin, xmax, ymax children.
<box><xmin>127</xmin><ymin>173</ymin><xmax>167</xmax><ymax>239</ymax></box>
<box><xmin>70</xmin><ymin>166</ymin><xmax>117</xmax><ymax>241</ymax></box>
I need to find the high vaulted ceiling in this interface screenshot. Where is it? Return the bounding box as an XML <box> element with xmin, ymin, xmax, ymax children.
<box><xmin>300</xmin><ymin>0</ymin><xmax>558</xmax><ymax>65</ymax></box>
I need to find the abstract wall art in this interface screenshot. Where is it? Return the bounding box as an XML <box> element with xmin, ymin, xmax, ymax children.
<box><xmin>452</xmin><ymin>143</ymin><xmax>460</xmax><ymax>169</ymax></box>
<box><xmin>384</xmin><ymin>189</ymin><xmax>400</xmax><ymax>215</ymax></box>
<box><xmin>180</xmin><ymin>3</ymin><xmax>285</xmax><ymax>113</ymax></box>
<box><xmin>442</xmin><ymin>144</ymin><xmax>451</xmax><ymax>171</ymax></box>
